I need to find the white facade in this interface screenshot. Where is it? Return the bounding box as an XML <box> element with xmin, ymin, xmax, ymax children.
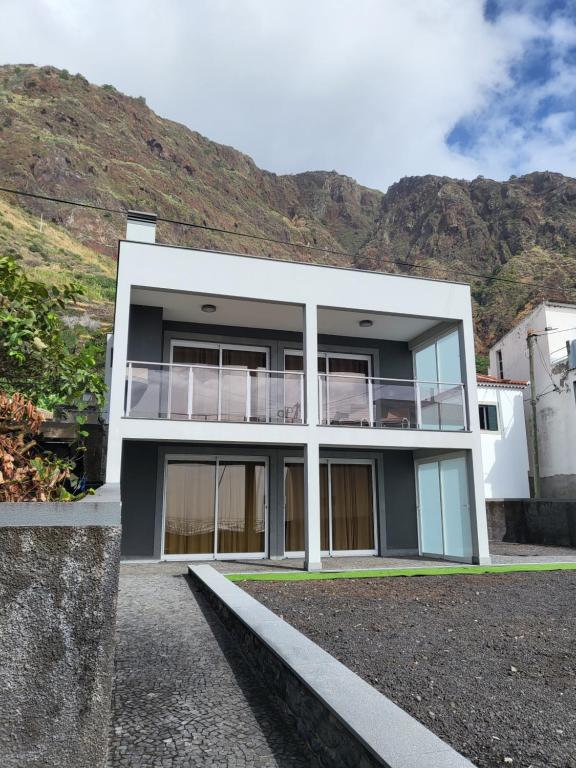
<box><xmin>106</xmin><ymin>214</ymin><xmax>490</xmax><ymax>567</ymax></box>
<box><xmin>488</xmin><ymin>302</ymin><xmax>576</xmax><ymax>497</ymax></box>
<box><xmin>477</xmin><ymin>380</ymin><xmax>530</xmax><ymax>499</ymax></box>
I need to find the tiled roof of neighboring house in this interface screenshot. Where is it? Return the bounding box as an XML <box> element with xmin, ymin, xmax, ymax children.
<box><xmin>476</xmin><ymin>374</ymin><xmax>528</xmax><ymax>389</ymax></box>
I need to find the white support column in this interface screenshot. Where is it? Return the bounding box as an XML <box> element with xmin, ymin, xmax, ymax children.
<box><xmin>303</xmin><ymin>302</ymin><xmax>321</xmax><ymax>570</ymax></box>
<box><xmin>461</xmin><ymin>310</ymin><xmax>490</xmax><ymax>564</ymax></box>
<box><xmin>304</xmin><ymin>441</ymin><xmax>322</xmax><ymax>571</ymax></box>
<box><xmin>469</xmin><ymin>445</ymin><xmax>491</xmax><ymax>564</ymax></box>
<box><xmin>303</xmin><ymin>302</ymin><xmax>318</xmax><ymax>427</ymax></box>
<box><xmin>104</xmin><ymin>266</ymin><xmax>131</xmax><ymax>484</ymax></box>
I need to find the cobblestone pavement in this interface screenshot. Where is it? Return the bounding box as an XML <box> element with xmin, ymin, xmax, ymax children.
<box><xmin>108</xmin><ymin>564</ymin><xmax>317</xmax><ymax>767</ymax></box>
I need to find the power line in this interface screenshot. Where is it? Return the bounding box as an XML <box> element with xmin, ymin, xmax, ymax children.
<box><xmin>534</xmin><ymin>326</ymin><xmax>576</xmax><ymax>337</ymax></box>
<box><xmin>1</xmin><ymin>183</ymin><xmax>576</xmax><ymax>296</ymax></box>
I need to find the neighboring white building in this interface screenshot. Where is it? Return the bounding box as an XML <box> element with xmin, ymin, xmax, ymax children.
<box><xmin>105</xmin><ymin>211</ymin><xmax>490</xmax><ymax>568</ymax></box>
<box><xmin>488</xmin><ymin>302</ymin><xmax>576</xmax><ymax>498</ymax></box>
<box><xmin>476</xmin><ymin>374</ymin><xmax>530</xmax><ymax>500</ymax></box>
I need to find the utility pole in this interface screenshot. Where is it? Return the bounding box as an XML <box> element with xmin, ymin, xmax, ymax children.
<box><xmin>527</xmin><ymin>328</ymin><xmax>541</xmax><ymax>498</ymax></box>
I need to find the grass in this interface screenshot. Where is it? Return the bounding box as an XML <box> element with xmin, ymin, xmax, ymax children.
<box><xmin>226</xmin><ymin>561</ymin><xmax>576</xmax><ymax>582</ymax></box>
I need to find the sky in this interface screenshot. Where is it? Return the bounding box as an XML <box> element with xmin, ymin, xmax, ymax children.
<box><xmin>1</xmin><ymin>0</ymin><xmax>575</xmax><ymax>191</ymax></box>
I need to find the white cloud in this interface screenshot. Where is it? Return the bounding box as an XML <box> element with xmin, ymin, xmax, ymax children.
<box><xmin>0</xmin><ymin>0</ymin><xmax>574</xmax><ymax>189</ymax></box>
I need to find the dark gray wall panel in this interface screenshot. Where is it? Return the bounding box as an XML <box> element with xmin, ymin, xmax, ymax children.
<box><xmin>383</xmin><ymin>451</ymin><xmax>418</xmax><ymax>550</ymax></box>
<box><xmin>128</xmin><ymin>305</ymin><xmax>163</xmax><ymax>362</ymax></box>
<box><xmin>121</xmin><ymin>441</ymin><xmax>158</xmax><ymax>557</ymax></box>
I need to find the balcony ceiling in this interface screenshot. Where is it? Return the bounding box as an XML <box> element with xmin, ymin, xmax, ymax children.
<box><xmin>131</xmin><ymin>288</ymin><xmax>440</xmax><ymax>341</ymax></box>
<box><xmin>317</xmin><ymin>308</ymin><xmax>438</xmax><ymax>341</ymax></box>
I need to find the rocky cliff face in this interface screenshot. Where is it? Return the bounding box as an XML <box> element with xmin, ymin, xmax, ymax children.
<box><xmin>1</xmin><ymin>64</ymin><xmax>575</xmax><ymax>350</ymax></box>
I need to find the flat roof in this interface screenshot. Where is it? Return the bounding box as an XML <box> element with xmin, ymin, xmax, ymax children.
<box><xmin>119</xmin><ymin>238</ymin><xmax>471</xmax><ymax>289</ymax></box>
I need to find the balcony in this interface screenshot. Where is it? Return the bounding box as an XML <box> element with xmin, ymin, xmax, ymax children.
<box><xmin>318</xmin><ymin>373</ymin><xmax>467</xmax><ymax>431</ymax></box>
<box><xmin>124</xmin><ymin>362</ymin><xmax>467</xmax><ymax>432</ymax></box>
<box><xmin>124</xmin><ymin>362</ymin><xmax>305</xmax><ymax>424</ymax></box>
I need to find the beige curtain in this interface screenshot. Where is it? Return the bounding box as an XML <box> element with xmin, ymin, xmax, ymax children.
<box><xmin>164</xmin><ymin>462</ymin><xmax>216</xmax><ymax>555</ymax></box>
<box><xmin>221</xmin><ymin>349</ymin><xmax>268</xmax><ymax>422</ymax></box>
<box><xmin>171</xmin><ymin>346</ymin><xmax>219</xmax><ymax>420</ymax></box>
<box><xmin>284</xmin><ymin>463</ymin><xmax>330</xmax><ymax>552</ymax></box>
<box><xmin>330</xmin><ymin>464</ymin><xmax>374</xmax><ymax>551</ymax></box>
<box><xmin>217</xmin><ymin>461</ymin><xmax>265</xmax><ymax>553</ymax></box>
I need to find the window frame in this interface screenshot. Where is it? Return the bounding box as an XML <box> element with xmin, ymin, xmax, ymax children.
<box><xmin>478</xmin><ymin>402</ymin><xmax>500</xmax><ymax>433</ymax></box>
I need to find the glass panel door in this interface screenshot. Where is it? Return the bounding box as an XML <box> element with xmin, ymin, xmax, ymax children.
<box><xmin>217</xmin><ymin>460</ymin><xmax>266</xmax><ymax>555</ymax></box>
<box><xmin>284</xmin><ymin>463</ymin><xmax>329</xmax><ymax>552</ymax></box>
<box><xmin>221</xmin><ymin>349</ymin><xmax>268</xmax><ymax>422</ymax></box>
<box><xmin>164</xmin><ymin>461</ymin><xmax>216</xmax><ymax>555</ymax></box>
<box><xmin>326</xmin><ymin>358</ymin><xmax>371</xmax><ymax>425</ymax></box>
<box><xmin>284</xmin><ymin>462</ymin><xmax>305</xmax><ymax>552</ymax></box>
<box><xmin>284</xmin><ymin>461</ymin><xmax>374</xmax><ymax>554</ymax></box>
<box><xmin>440</xmin><ymin>457</ymin><xmax>471</xmax><ymax>558</ymax></box>
<box><xmin>416</xmin><ymin>461</ymin><xmax>443</xmax><ymax>556</ymax></box>
<box><xmin>416</xmin><ymin>455</ymin><xmax>472</xmax><ymax>559</ymax></box>
<box><xmin>330</xmin><ymin>463</ymin><xmax>375</xmax><ymax>551</ymax></box>
<box><xmin>172</xmin><ymin>345</ymin><xmax>219</xmax><ymax>420</ymax></box>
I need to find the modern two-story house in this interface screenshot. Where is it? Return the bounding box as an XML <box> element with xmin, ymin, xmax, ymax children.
<box><xmin>105</xmin><ymin>212</ymin><xmax>490</xmax><ymax>569</ymax></box>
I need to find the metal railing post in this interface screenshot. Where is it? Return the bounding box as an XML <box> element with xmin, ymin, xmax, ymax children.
<box><xmin>415</xmin><ymin>381</ymin><xmax>422</xmax><ymax>429</ymax></box>
<box><xmin>187</xmin><ymin>366</ymin><xmax>193</xmax><ymax>419</ymax></box>
<box><xmin>125</xmin><ymin>362</ymin><xmax>133</xmax><ymax>416</ymax></box>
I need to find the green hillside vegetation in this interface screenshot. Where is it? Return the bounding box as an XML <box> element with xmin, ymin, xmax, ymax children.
<box><xmin>0</xmin><ymin>197</ymin><xmax>114</xmax><ymax>325</ymax></box>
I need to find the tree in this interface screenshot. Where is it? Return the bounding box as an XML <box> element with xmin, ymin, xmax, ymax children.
<box><xmin>0</xmin><ymin>255</ymin><xmax>106</xmax><ymax>409</ymax></box>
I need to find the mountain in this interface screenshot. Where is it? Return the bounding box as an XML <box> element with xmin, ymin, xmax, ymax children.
<box><xmin>1</xmin><ymin>63</ymin><xmax>575</xmax><ymax>353</ymax></box>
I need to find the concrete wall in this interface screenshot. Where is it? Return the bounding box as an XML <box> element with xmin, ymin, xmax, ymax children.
<box><xmin>487</xmin><ymin>498</ymin><xmax>576</xmax><ymax>546</ymax></box>
<box><xmin>128</xmin><ymin>304</ymin><xmax>163</xmax><ymax>362</ymax></box>
<box><xmin>382</xmin><ymin>451</ymin><xmax>418</xmax><ymax>551</ymax></box>
<box><xmin>121</xmin><ymin>441</ymin><xmax>158</xmax><ymax>557</ymax></box>
<box><xmin>478</xmin><ymin>385</ymin><xmax>530</xmax><ymax>499</ymax></box>
<box><xmin>0</xmin><ymin>486</ymin><xmax>121</xmax><ymax>768</ymax></box>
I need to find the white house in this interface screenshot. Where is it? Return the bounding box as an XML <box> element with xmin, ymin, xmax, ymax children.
<box><xmin>104</xmin><ymin>211</ymin><xmax>490</xmax><ymax>569</ymax></box>
<box><xmin>488</xmin><ymin>302</ymin><xmax>576</xmax><ymax>498</ymax></box>
<box><xmin>476</xmin><ymin>374</ymin><xmax>530</xmax><ymax>500</ymax></box>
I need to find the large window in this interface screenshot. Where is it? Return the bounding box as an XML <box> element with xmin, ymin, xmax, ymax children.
<box><xmin>285</xmin><ymin>350</ymin><xmax>372</xmax><ymax>425</ymax></box>
<box><xmin>479</xmin><ymin>403</ymin><xmax>499</xmax><ymax>431</ymax></box>
<box><xmin>414</xmin><ymin>330</ymin><xmax>465</xmax><ymax>431</ymax></box>
<box><xmin>284</xmin><ymin>460</ymin><xmax>376</xmax><ymax>555</ymax></box>
<box><xmin>163</xmin><ymin>457</ymin><xmax>267</xmax><ymax>558</ymax></box>
<box><xmin>170</xmin><ymin>342</ymin><xmax>268</xmax><ymax>422</ymax></box>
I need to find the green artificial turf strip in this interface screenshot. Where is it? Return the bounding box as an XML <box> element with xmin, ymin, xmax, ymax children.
<box><xmin>226</xmin><ymin>561</ymin><xmax>576</xmax><ymax>582</ymax></box>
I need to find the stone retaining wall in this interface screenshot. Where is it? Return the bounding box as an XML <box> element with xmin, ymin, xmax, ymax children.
<box><xmin>487</xmin><ymin>499</ymin><xmax>576</xmax><ymax>546</ymax></box>
<box><xmin>0</xmin><ymin>485</ymin><xmax>121</xmax><ymax>768</ymax></box>
<box><xmin>190</xmin><ymin>564</ymin><xmax>474</xmax><ymax>768</ymax></box>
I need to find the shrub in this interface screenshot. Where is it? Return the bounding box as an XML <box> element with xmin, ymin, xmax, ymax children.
<box><xmin>0</xmin><ymin>392</ymin><xmax>83</xmax><ymax>501</ymax></box>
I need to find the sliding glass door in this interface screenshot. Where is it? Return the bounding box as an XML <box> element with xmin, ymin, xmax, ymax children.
<box><xmin>170</xmin><ymin>342</ymin><xmax>269</xmax><ymax>422</ymax></box>
<box><xmin>163</xmin><ymin>456</ymin><xmax>267</xmax><ymax>559</ymax></box>
<box><xmin>415</xmin><ymin>455</ymin><xmax>472</xmax><ymax>560</ymax></box>
<box><xmin>284</xmin><ymin>460</ymin><xmax>376</xmax><ymax>555</ymax></box>
<box><xmin>285</xmin><ymin>350</ymin><xmax>372</xmax><ymax>425</ymax></box>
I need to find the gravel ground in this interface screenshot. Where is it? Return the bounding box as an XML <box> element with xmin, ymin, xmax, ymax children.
<box><xmin>243</xmin><ymin>572</ymin><xmax>576</xmax><ymax>768</ymax></box>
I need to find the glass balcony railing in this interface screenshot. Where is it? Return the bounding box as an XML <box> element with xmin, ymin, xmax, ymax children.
<box><xmin>318</xmin><ymin>373</ymin><xmax>467</xmax><ymax>431</ymax></box>
<box><xmin>125</xmin><ymin>362</ymin><xmax>304</xmax><ymax>424</ymax></box>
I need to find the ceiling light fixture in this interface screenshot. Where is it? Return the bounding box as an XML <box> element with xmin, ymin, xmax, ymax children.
<box><xmin>201</xmin><ymin>304</ymin><xmax>217</xmax><ymax>313</ymax></box>
<box><xmin>359</xmin><ymin>319</ymin><xmax>373</xmax><ymax>328</ymax></box>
